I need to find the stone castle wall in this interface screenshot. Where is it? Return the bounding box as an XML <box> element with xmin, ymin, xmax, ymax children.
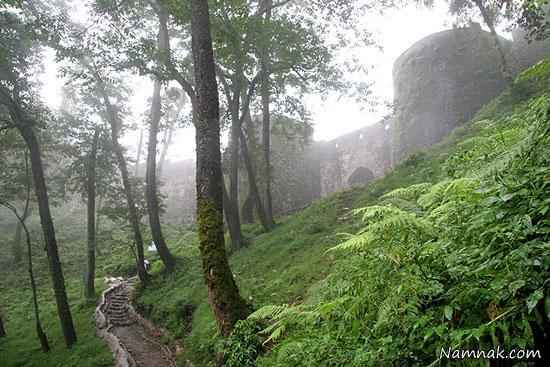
<box><xmin>160</xmin><ymin>25</ymin><xmax>549</xmax><ymax>222</ymax></box>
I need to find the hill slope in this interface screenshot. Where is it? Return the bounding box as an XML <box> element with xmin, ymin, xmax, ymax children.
<box><xmin>136</xmin><ymin>60</ymin><xmax>550</xmax><ymax>366</ymax></box>
<box><xmin>1</xmin><ymin>60</ymin><xmax>548</xmax><ymax>367</ymax></box>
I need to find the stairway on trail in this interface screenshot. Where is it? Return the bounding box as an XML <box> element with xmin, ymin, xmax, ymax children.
<box><xmin>104</xmin><ymin>285</ymin><xmax>134</xmax><ymax>327</ymax></box>
<box><xmin>97</xmin><ymin>278</ymin><xmax>178</xmax><ymax>367</ymax></box>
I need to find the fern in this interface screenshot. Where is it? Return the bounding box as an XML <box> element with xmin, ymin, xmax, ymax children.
<box><xmin>330</xmin><ymin>205</ymin><xmax>435</xmax><ymax>253</ymax></box>
<box><xmin>418</xmin><ymin>178</ymin><xmax>479</xmax><ymax>209</ymax></box>
<box><xmin>381</xmin><ymin>182</ymin><xmax>432</xmax><ymax>202</ymax></box>
<box><xmin>249</xmin><ymin>304</ymin><xmax>320</xmax><ymax>344</ymax></box>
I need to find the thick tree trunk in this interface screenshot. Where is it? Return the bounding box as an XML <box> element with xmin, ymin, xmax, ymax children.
<box><xmin>240</xmin><ymin>129</ymin><xmax>270</xmax><ymax>230</ymax></box>
<box><xmin>191</xmin><ymin>0</ymin><xmax>250</xmax><ymax>336</ymax></box>
<box><xmin>85</xmin><ymin>128</ymin><xmax>100</xmax><ymax>300</ymax></box>
<box><xmin>146</xmin><ymin>77</ymin><xmax>176</xmax><ymax>271</ymax></box>
<box><xmin>16</xmin><ymin>124</ymin><xmax>76</xmax><ymax>348</ymax></box>
<box><xmin>473</xmin><ymin>0</ymin><xmax>513</xmax><ymax>83</ymax></box>
<box><xmin>260</xmin><ymin>0</ymin><xmax>275</xmax><ymax>228</ymax></box>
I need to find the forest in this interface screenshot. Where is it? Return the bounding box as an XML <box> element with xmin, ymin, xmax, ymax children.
<box><xmin>0</xmin><ymin>0</ymin><xmax>549</xmax><ymax>366</ymax></box>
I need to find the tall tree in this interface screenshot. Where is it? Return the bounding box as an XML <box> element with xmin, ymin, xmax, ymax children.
<box><xmin>12</xmin><ymin>205</ymin><xmax>31</xmax><ymax>263</ymax></box>
<box><xmin>145</xmin><ymin>5</ymin><xmax>176</xmax><ymax>272</ymax></box>
<box><xmin>239</xmin><ymin>126</ymin><xmax>270</xmax><ymax>228</ymax></box>
<box><xmin>191</xmin><ymin>0</ymin><xmax>250</xmax><ymax>335</ymax></box>
<box><xmin>56</xmin><ymin>16</ymin><xmax>151</xmax><ymax>283</ymax></box>
<box><xmin>0</xmin><ymin>152</ymin><xmax>50</xmax><ymax>352</ymax></box>
<box><xmin>259</xmin><ymin>0</ymin><xmax>276</xmax><ymax>228</ymax></box>
<box><xmin>0</xmin><ymin>8</ymin><xmax>77</xmax><ymax>347</ymax></box>
<box><xmin>158</xmin><ymin>87</ymin><xmax>186</xmax><ymax>178</ymax></box>
<box><xmin>84</xmin><ymin>128</ymin><xmax>100</xmax><ymax>300</ymax></box>
<box><xmin>97</xmin><ymin>76</ymin><xmax>149</xmax><ymax>283</ymax></box>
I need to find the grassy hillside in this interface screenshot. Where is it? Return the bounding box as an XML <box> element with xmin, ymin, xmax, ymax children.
<box><xmin>136</xmin><ymin>60</ymin><xmax>550</xmax><ymax>367</ymax></box>
<box><xmin>1</xmin><ymin>59</ymin><xmax>548</xmax><ymax>367</ymax></box>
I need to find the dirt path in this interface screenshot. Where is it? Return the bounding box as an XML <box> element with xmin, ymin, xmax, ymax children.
<box><xmin>96</xmin><ymin>278</ymin><xmax>177</xmax><ymax>367</ymax></box>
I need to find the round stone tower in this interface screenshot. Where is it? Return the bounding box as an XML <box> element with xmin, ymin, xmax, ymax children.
<box><xmin>391</xmin><ymin>25</ymin><xmax>512</xmax><ymax>165</ymax></box>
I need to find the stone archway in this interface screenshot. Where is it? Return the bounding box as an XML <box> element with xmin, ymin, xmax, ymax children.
<box><xmin>347</xmin><ymin>166</ymin><xmax>375</xmax><ymax>186</ymax></box>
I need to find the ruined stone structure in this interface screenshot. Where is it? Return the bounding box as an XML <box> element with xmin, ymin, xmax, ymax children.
<box><xmin>391</xmin><ymin>25</ymin><xmax>550</xmax><ymax>164</ymax></box>
<box><xmin>315</xmin><ymin>121</ymin><xmax>391</xmax><ymax>196</ymax></box>
<box><xmin>511</xmin><ymin>29</ymin><xmax>550</xmax><ymax>73</ymax></box>
<box><xmin>159</xmin><ymin>25</ymin><xmax>549</xmax><ymax>222</ymax></box>
<box><xmin>391</xmin><ymin>26</ymin><xmax>511</xmax><ymax>164</ymax></box>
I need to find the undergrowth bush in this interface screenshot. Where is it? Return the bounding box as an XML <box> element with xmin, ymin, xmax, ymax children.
<box><xmin>227</xmin><ymin>70</ymin><xmax>550</xmax><ymax>366</ymax></box>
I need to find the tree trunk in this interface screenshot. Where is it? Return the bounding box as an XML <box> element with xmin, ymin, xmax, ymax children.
<box><xmin>85</xmin><ymin>128</ymin><xmax>100</xmax><ymax>300</ymax></box>
<box><xmin>227</xmin><ymin>73</ymin><xmax>244</xmax><ymax>250</ymax></box>
<box><xmin>260</xmin><ymin>0</ymin><xmax>275</xmax><ymax>228</ymax></box>
<box><xmin>240</xmin><ymin>128</ymin><xmax>270</xmax><ymax>230</ymax></box>
<box><xmin>18</xmin><ymin>164</ymin><xmax>51</xmax><ymax>353</ymax></box>
<box><xmin>222</xmin><ymin>179</ymin><xmax>243</xmax><ymax>252</ymax></box>
<box><xmin>112</xmin><ymin>137</ymin><xmax>148</xmax><ymax>283</ymax></box>
<box><xmin>94</xmin><ymin>76</ymin><xmax>148</xmax><ymax>284</ymax></box>
<box><xmin>16</xmin><ymin>124</ymin><xmax>76</xmax><ymax>348</ymax></box>
<box><xmin>191</xmin><ymin>0</ymin><xmax>250</xmax><ymax>336</ymax></box>
<box><xmin>12</xmin><ymin>205</ymin><xmax>31</xmax><ymax>263</ymax></box>
<box><xmin>146</xmin><ymin>54</ymin><xmax>176</xmax><ymax>271</ymax></box>
<box><xmin>473</xmin><ymin>0</ymin><xmax>513</xmax><ymax>83</ymax></box>
<box><xmin>145</xmin><ymin>6</ymin><xmax>176</xmax><ymax>272</ymax></box>
<box><xmin>0</xmin><ymin>315</ymin><xmax>5</xmax><ymax>337</ymax></box>
<box><xmin>241</xmin><ymin>194</ymin><xmax>254</xmax><ymax>224</ymax></box>
<box><xmin>157</xmin><ymin>117</ymin><xmax>177</xmax><ymax>179</ymax></box>
<box><xmin>135</xmin><ymin>128</ymin><xmax>144</xmax><ymax>177</ymax></box>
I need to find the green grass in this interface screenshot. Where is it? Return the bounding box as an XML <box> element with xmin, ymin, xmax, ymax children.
<box><xmin>2</xmin><ymin>59</ymin><xmax>548</xmax><ymax>367</ymax></box>
<box><xmin>135</xmin><ymin>58</ymin><xmax>550</xmax><ymax>366</ymax></box>
<box><xmin>0</xmin><ymin>278</ymin><xmax>113</xmax><ymax>367</ymax></box>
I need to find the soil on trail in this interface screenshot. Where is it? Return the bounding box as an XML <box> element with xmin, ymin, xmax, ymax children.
<box><xmin>99</xmin><ymin>279</ymin><xmax>176</xmax><ymax>367</ymax></box>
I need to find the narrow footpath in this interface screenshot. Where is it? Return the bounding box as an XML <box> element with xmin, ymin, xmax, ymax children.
<box><xmin>96</xmin><ymin>278</ymin><xmax>177</xmax><ymax>367</ymax></box>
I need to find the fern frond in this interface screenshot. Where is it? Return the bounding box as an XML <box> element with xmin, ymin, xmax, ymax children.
<box><xmin>330</xmin><ymin>206</ymin><xmax>435</xmax><ymax>253</ymax></box>
<box><xmin>381</xmin><ymin>182</ymin><xmax>432</xmax><ymax>202</ymax></box>
<box><xmin>249</xmin><ymin>304</ymin><xmax>290</xmax><ymax>321</ymax></box>
<box><xmin>418</xmin><ymin>178</ymin><xmax>479</xmax><ymax>209</ymax></box>
<box><xmin>353</xmin><ymin>205</ymin><xmax>405</xmax><ymax>223</ymax></box>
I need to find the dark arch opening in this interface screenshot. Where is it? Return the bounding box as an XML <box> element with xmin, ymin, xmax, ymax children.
<box><xmin>347</xmin><ymin>166</ymin><xmax>375</xmax><ymax>186</ymax></box>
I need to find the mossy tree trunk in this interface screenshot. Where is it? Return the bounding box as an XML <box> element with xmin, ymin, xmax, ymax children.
<box><xmin>191</xmin><ymin>0</ymin><xmax>250</xmax><ymax>336</ymax></box>
<box><xmin>85</xmin><ymin>128</ymin><xmax>100</xmax><ymax>300</ymax></box>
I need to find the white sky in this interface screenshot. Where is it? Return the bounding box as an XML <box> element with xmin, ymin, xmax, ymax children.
<box><xmin>40</xmin><ymin>2</ymin><xmax>491</xmax><ymax>162</ymax></box>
